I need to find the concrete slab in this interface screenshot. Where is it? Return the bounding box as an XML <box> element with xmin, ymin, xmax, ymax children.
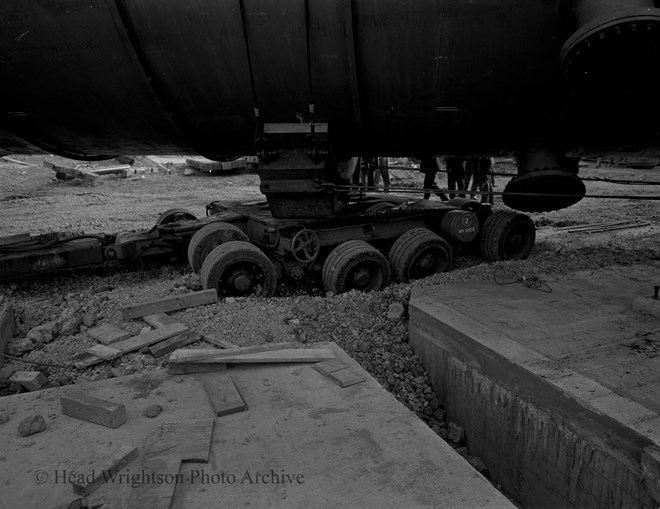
<box><xmin>0</xmin><ymin>343</ymin><xmax>511</xmax><ymax>509</ymax></box>
<box><xmin>409</xmin><ymin>264</ymin><xmax>660</xmax><ymax>509</ymax></box>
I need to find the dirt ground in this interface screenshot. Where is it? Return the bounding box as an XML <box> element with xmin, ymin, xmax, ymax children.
<box><xmin>0</xmin><ymin>155</ymin><xmax>659</xmax><ymax>484</ymax></box>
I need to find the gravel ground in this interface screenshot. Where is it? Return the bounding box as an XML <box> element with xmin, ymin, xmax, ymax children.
<box><xmin>1</xmin><ymin>155</ymin><xmax>659</xmax><ymax>483</ymax></box>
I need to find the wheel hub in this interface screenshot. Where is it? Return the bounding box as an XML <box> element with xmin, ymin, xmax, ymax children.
<box><xmin>228</xmin><ymin>269</ymin><xmax>252</xmax><ymax>292</ymax></box>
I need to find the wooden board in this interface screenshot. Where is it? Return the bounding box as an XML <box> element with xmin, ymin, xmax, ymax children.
<box><xmin>122</xmin><ymin>290</ymin><xmax>217</xmax><ymax>320</ymax></box>
<box><xmin>88</xmin><ymin>164</ymin><xmax>131</xmax><ymax>175</ymax></box>
<box><xmin>86</xmin><ymin>344</ymin><xmax>122</xmax><ymax>360</ymax></box>
<box><xmin>313</xmin><ymin>359</ymin><xmax>366</xmax><ymax>388</ymax></box>
<box><xmin>149</xmin><ymin>330</ymin><xmax>201</xmax><ymax>358</ymax></box>
<box><xmin>73</xmin><ymin>445</ymin><xmax>138</xmax><ymax>496</ymax></box>
<box><xmin>203</xmin><ymin>376</ymin><xmax>246</xmax><ymax>417</ymax></box>
<box><xmin>111</xmin><ymin>323</ymin><xmax>188</xmax><ymax>354</ymax></box>
<box><xmin>60</xmin><ymin>393</ymin><xmax>127</xmax><ymax>428</ymax></box>
<box><xmin>169</xmin><ymin>347</ymin><xmax>335</xmax><ymax>365</ymax></box>
<box><xmin>170</xmin><ymin>342</ymin><xmax>296</xmax><ymax>363</ymax></box>
<box><xmin>0</xmin><ymin>296</ymin><xmax>14</xmax><ymax>367</ymax></box>
<box><xmin>127</xmin><ymin>419</ymin><xmax>214</xmax><ymax>509</ymax></box>
<box><xmin>168</xmin><ymin>362</ymin><xmax>227</xmax><ymax>375</ymax></box>
<box><xmin>88</xmin><ymin>323</ymin><xmax>132</xmax><ymax>345</ymax></box>
<box><xmin>201</xmin><ymin>334</ymin><xmax>237</xmax><ymax>349</ymax></box>
<box><xmin>143</xmin><ymin>313</ymin><xmax>179</xmax><ymax>328</ymax></box>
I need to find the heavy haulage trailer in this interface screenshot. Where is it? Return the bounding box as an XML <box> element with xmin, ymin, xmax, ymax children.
<box><xmin>0</xmin><ymin>189</ymin><xmax>535</xmax><ymax>297</ymax></box>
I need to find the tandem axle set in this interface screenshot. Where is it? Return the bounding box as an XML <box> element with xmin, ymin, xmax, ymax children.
<box><xmin>0</xmin><ymin>194</ymin><xmax>535</xmax><ymax>296</ymax></box>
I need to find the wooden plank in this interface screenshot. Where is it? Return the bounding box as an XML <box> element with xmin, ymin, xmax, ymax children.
<box><xmin>73</xmin><ymin>445</ymin><xmax>138</xmax><ymax>496</ymax></box>
<box><xmin>327</xmin><ymin>367</ymin><xmax>367</xmax><ymax>388</ymax></box>
<box><xmin>111</xmin><ymin>323</ymin><xmax>188</xmax><ymax>354</ymax></box>
<box><xmin>86</xmin><ymin>344</ymin><xmax>122</xmax><ymax>361</ymax></box>
<box><xmin>127</xmin><ymin>419</ymin><xmax>214</xmax><ymax>509</ymax></box>
<box><xmin>313</xmin><ymin>359</ymin><xmax>366</xmax><ymax>388</ymax></box>
<box><xmin>88</xmin><ymin>324</ymin><xmax>132</xmax><ymax>345</ymax></box>
<box><xmin>122</xmin><ymin>290</ymin><xmax>217</xmax><ymax>320</ymax></box>
<box><xmin>60</xmin><ymin>393</ymin><xmax>127</xmax><ymax>428</ymax></box>
<box><xmin>0</xmin><ymin>296</ymin><xmax>14</xmax><ymax>367</ymax></box>
<box><xmin>168</xmin><ymin>362</ymin><xmax>227</xmax><ymax>375</ymax></box>
<box><xmin>201</xmin><ymin>334</ymin><xmax>237</xmax><ymax>349</ymax></box>
<box><xmin>143</xmin><ymin>313</ymin><xmax>179</xmax><ymax>328</ymax></box>
<box><xmin>71</xmin><ymin>352</ymin><xmax>104</xmax><ymax>369</ymax></box>
<box><xmin>169</xmin><ymin>347</ymin><xmax>335</xmax><ymax>365</ymax></box>
<box><xmin>314</xmin><ymin>359</ymin><xmax>350</xmax><ymax>374</ymax></box>
<box><xmin>203</xmin><ymin>376</ymin><xmax>246</xmax><ymax>417</ymax></box>
<box><xmin>1</xmin><ymin>156</ymin><xmax>30</xmax><ymax>166</ymax></box>
<box><xmin>88</xmin><ymin>165</ymin><xmax>131</xmax><ymax>175</ymax></box>
<box><xmin>170</xmin><ymin>342</ymin><xmax>296</xmax><ymax>363</ymax></box>
<box><xmin>149</xmin><ymin>330</ymin><xmax>201</xmax><ymax>358</ymax></box>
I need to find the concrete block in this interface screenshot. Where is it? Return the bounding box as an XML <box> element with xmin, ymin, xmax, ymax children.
<box><xmin>641</xmin><ymin>446</ymin><xmax>660</xmax><ymax>503</ymax></box>
<box><xmin>60</xmin><ymin>393</ymin><xmax>127</xmax><ymax>428</ymax></box>
<box><xmin>9</xmin><ymin>371</ymin><xmax>47</xmax><ymax>391</ymax></box>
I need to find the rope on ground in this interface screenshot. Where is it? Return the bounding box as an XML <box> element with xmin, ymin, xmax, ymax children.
<box><xmin>493</xmin><ymin>270</ymin><xmax>553</xmax><ymax>293</ymax></box>
<box><xmin>0</xmin><ymin>352</ymin><xmax>72</xmax><ymax>369</ymax></box>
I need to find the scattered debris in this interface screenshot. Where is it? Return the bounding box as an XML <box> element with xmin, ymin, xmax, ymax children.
<box><xmin>60</xmin><ymin>393</ymin><xmax>127</xmax><ymax>428</ymax></box>
<box><xmin>143</xmin><ymin>404</ymin><xmax>163</xmax><ymax>419</ymax></box>
<box><xmin>72</xmin><ymin>322</ymin><xmax>189</xmax><ymax>368</ymax></box>
<box><xmin>204</xmin><ymin>376</ymin><xmax>246</xmax><ymax>417</ymax></box>
<box><xmin>17</xmin><ymin>414</ymin><xmax>46</xmax><ymax>436</ymax></box>
<box><xmin>73</xmin><ymin>445</ymin><xmax>138</xmax><ymax>496</ymax></box>
<box><xmin>121</xmin><ymin>289</ymin><xmax>217</xmax><ymax>320</ymax></box>
<box><xmin>9</xmin><ymin>371</ymin><xmax>47</xmax><ymax>391</ymax></box>
<box><xmin>44</xmin><ymin>160</ymin><xmax>100</xmax><ymax>182</ymax></box>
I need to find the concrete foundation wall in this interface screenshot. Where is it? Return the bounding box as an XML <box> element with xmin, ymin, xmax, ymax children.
<box><xmin>410</xmin><ymin>299</ymin><xmax>658</xmax><ymax>509</ymax></box>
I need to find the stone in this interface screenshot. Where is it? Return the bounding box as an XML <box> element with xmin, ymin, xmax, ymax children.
<box><xmin>17</xmin><ymin>415</ymin><xmax>46</xmax><ymax>436</ymax></box>
<box><xmin>432</xmin><ymin>408</ymin><xmax>446</xmax><ymax>422</ymax></box>
<box><xmin>143</xmin><ymin>404</ymin><xmax>163</xmax><ymax>418</ymax></box>
<box><xmin>466</xmin><ymin>455</ymin><xmax>489</xmax><ymax>475</ymax></box>
<box><xmin>56</xmin><ymin>307</ymin><xmax>82</xmax><ymax>337</ymax></box>
<box><xmin>446</xmin><ymin>422</ymin><xmax>465</xmax><ymax>444</ymax></box>
<box><xmin>82</xmin><ymin>312</ymin><xmax>96</xmax><ymax>328</ymax></box>
<box><xmin>225</xmin><ymin>297</ymin><xmax>236</xmax><ymax>304</ymax></box>
<box><xmin>26</xmin><ymin>322</ymin><xmax>57</xmax><ymax>344</ymax></box>
<box><xmin>387</xmin><ymin>303</ymin><xmax>405</xmax><ymax>322</ymax></box>
<box><xmin>430</xmin><ymin>398</ymin><xmax>441</xmax><ymax>411</ymax></box>
<box><xmin>0</xmin><ymin>407</ymin><xmax>10</xmax><ymax>425</ymax></box>
<box><xmin>11</xmin><ymin>338</ymin><xmax>35</xmax><ymax>355</ymax></box>
<box><xmin>0</xmin><ymin>365</ymin><xmax>17</xmax><ymax>380</ymax></box>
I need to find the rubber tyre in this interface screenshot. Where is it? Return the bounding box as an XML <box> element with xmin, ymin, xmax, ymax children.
<box><xmin>200</xmin><ymin>241</ymin><xmax>277</xmax><ymax>297</ymax></box>
<box><xmin>156</xmin><ymin>208</ymin><xmax>197</xmax><ymax>225</ymax></box>
<box><xmin>388</xmin><ymin>228</ymin><xmax>453</xmax><ymax>283</ymax></box>
<box><xmin>447</xmin><ymin>197</ymin><xmax>482</xmax><ymax>213</ymax></box>
<box><xmin>479</xmin><ymin>210</ymin><xmax>535</xmax><ymax>261</ymax></box>
<box><xmin>365</xmin><ymin>202</ymin><xmax>395</xmax><ymax>213</ymax></box>
<box><xmin>322</xmin><ymin>240</ymin><xmax>390</xmax><ymax>294</ymax></box>
<box><xmin>188</xmin><ymin>222</ymin><xmax>248</xmax><ymax>274</ymax></box>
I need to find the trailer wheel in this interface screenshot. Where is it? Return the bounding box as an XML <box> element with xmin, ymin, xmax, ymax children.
<box><xmin>447</xmin><ymin>198</ymin><xmax>481</xmax><ymax>212</ymax></box>
<box><xmin>200</xmin><ymin>241</ymin><xmax>277</xmax><ymax>298</ymax></box>
<box><xmin>322</xmin><ymin>240</ymin><xmax>390</xmax><ymax>294</ymax></box>
<box><xmin>388</xmin><ymin>228</ymin><xmax>452</xmax><ymax>283</ymax></box>
<box><xmin>188</xmin><ymin>222</ymin><xmax>249</xmax><ymax>274</ymax></box>
<box><xmin>156</xmin><ymin>208</ymin><xmax>197</xmax><ymax>225</ymax></box>
<box><xmin>365</xmin><ymin>202</ymin><xmax>395</xmax><ymax>213</ymax></box>
<box><xmin>480</xmin><ymin>210</ymin><xmax>535</xmax><ymax>261</ymax></box>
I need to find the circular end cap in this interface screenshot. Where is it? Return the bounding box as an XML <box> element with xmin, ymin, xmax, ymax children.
<box><xmin>503</xmin><ymin>170</ymin><xmax>586</xmax><ymax>213</ymax></box>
